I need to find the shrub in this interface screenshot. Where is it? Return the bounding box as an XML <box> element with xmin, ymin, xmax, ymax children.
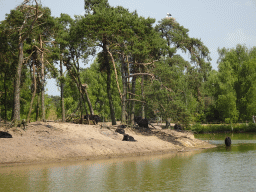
<box><xmin>190</xmin><ymin>123</ymin><xmax>256</xmax><ymax>133</ymax></box>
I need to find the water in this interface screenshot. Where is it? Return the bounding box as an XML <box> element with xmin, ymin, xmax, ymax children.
<box><xmin>1</xmin><ymin>133</ymin><xmax>256</xmax><ymax>191</ymax></box>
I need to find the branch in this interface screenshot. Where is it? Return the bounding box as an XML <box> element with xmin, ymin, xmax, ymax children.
<box><xmin>23</xmin><ymin>50</ymin><xmax>36</xmax><ymax>64</ymax></box>
<box><xmin>45</xmin><ymin>59</ymin><xmax>57</xmax><ymax>73</ymax></box>
<box><xmin>106</xmin><ymin>46</ymin><xmax>122</xmax><ymax>101</ymax></box>
<box><xmin>127</xmin><ymin>92</ymin><xmax>140</xmax><ymax>97</ymax></box>
<box><xmin>126</xmin><ymin>99</ymin><xmax>146</xmax><ymax>103</ymax></box>
<box><xmin>131</xmin><ymin>60</ymin><xmax>158</xmax><ymax>66</ymax></box>
<box><xmin>20</xmin><ymin>0</ymin><xmax>44</xmax><ymax>43</ymax></box>
<box><xmin>125</xmin><ymin>73</ymin><xmax>155</xmax><ymax>78</ymax></box>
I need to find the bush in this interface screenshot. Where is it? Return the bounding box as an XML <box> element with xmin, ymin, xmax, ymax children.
<box><xmin>246</xmin><ymin>122</ymin><xmax>256</xmax><ymax>132</ymax></box>
<box><xmin>190</xmin><ymin>123</ymin><xmax>256</xmax><ymax>133</ymax></box>
<box><xmin>190</xmin><ymin>123</ymin><xmax>205</xmax><ymax>133</ymax></box>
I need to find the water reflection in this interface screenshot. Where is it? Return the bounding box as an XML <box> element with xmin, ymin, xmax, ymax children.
<box><xmin>1</xmin><ymin>134</ymin><xmax>256</xmax><ymax>191</ymax></box>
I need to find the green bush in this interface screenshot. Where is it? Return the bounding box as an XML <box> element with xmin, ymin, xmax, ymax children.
<box><xmin>246</xmin><ymin>122</ymin><xmax>256</xmax><ymax>132</ymax></box>
<box><xmin>190</xmin><ymin>123</ymin><xmax>256</xmax><ymax>133</ymax></box>
<box><xmin>190</xmin><ymin>123</ymin><xmax>204</xmax><ymax>133</ymax></box>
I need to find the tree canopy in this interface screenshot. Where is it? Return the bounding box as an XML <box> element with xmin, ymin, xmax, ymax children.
<box><xmin>1</xmin><ymin>0</ymin><xmax>255</xmax><ymax>127</ymax></box>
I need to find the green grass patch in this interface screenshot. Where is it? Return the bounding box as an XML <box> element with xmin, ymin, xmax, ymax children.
<box><xmin>190</xmin><ymin>123</ymin><xmax>256</xmax><ymax>133</ymax></box>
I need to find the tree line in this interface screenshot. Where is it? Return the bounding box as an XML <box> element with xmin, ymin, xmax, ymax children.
<box><xmin>0</xmin><ymin>0</ymin><xmax>255</xmax><ymax>127</ymax></box>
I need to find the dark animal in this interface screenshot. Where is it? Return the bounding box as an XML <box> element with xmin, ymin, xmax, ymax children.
<box><xmin>134</xmin><ymin>116</ymin><xmax>142</xmax><ymax>123</ymax></box>
<box><xmin>0</xmin><ymin>131</ymin><xmax>12</xmax><ymax>138</ymax></box>
<box><xmin>115</xmin><ymin>128</ymin><xmax>125</xmax><ymax>135</ymax></box>
<box><xmin>119</xmin><ymin>125</ymin><xmax>127</xmax><ymax>128</ymax></box>
<box><xmin>122</xmin><ymin>134</ymin><xmax>136</xmax><ymax>141</ymax></box>
<box><xmin>225</xmin><ymin>137</ymin><xmax>231</xmax><ymax>146</ymax></box>
<box><xmin>174</xmin><ymin>124</ymin><xmax>183</xmax><ymax>130</ymax></box>
<box><xmin>134</xmin><ymin>116</ymin><xmax>149</xmax><ymax>128</ymax></box>
<box><xmin>84</xmin><ymin>114</ymin><xmax>101</xmax><ymax>124</ymax></box>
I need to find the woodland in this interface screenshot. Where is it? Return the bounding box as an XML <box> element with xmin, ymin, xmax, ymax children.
<box><xmin>0</xmin><ymin>0</ymin><xmax>256</xmax><ymax>127</ymax></box>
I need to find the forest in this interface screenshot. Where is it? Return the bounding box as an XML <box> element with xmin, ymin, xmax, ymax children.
<box><xmin>1</xmin><ymin>0</ymin><xmax>256</xmax><ymax>128</ymax></box>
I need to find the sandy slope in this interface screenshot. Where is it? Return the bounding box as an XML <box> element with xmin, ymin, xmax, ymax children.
<box><xmin>0</xmin><ymin>121</ymin><xmax>215</xmax><ymax>164</ymax></box>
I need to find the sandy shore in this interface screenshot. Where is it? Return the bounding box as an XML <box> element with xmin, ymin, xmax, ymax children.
<box><xmin>0</xmin><ymin>121</ymin><xmax>215</xmax><ymax>165</ymax></box>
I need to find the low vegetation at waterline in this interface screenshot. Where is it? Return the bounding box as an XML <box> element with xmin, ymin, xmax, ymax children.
<box><xmin>190</xmin><ymin>123</ymin><xmax>256</xmax><ymax>134</ymax></box>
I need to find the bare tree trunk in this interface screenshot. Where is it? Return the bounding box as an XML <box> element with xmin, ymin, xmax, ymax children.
<box><xmin>121</xmin><ymin>56</ymin><xmax>127</xmax><ymax>124</ymax></box>
<box><xmin>68</xmin><ymin>69</ymin><xmax>89</xmax><ymax>120</ymax></box>
<box><xmin>141</xmin><ymin>76</ymin><xmax>145</xmax><ymax>119</ymax></box>
<box><xmin>130</xmin><ymin>76</ymin><xmax>136</xmax><ymax>125</ymax></box>
<box><xmin>83</xmin><ymin>88</ymin><xmax>94</xmax><ymax>115</ymax></box>
<box><xmin>70</xmin><ymin>51</ymin><xmax>94</xmax><ymax>117</ymax></box>
<box><xmin>12</xmin><ymin>0</ymin><xmax>41</xmax><ymax>125</ymax></box>
<box><xmin>4</xmin><ymin>72</ymin><xmax>7</xmax><ymax>123</ymax></box>
<box><xmin>0</xmin><ymin>74</ymin><xmax>1</xmax><ymax>122</ymax></box>
<box><xmin>60</xmin><ymin>54</ymin><xmax>65</xmax><ymax>122</ymax></box>
<box><xmin>103</xmin><ymin>36</ymin><xmax>116</xmax><ymax>125</ymax></box>
<box><xmin>27</xmin><ymin>63</ymin><xmax>37</xmax><ymax>122</ymax></box>
<box><xmin>13</xmin><ymin>41</ymin><xmax>23</xmax><ymax>125</ymax></box>
<box><xmin>80</xmin><ymin>95</ymin><xmax>83</xmax><ymax>122</ymax></box>
<box><xmin>40</xmin><ymin>36</ymin><xmax>45</xmax><ymax>122</ymax></box>
<box><xmin>107</xmin><ymin>65</ymin><xmax>116</xmax><ymax>125</ymax></box>
<box><xmin>81</xmin><ymin>94</ymin><xmax>88</xmax><ymax>115</ymax></box>
<box><xmin>107</xmin><ymin>47</ymin><xmax>122</xmax><ymax>100</ymax></box>
<box><xmin>36</xmin><ymin>92</ymin><xmax>40</xmax><ymax>121</ymax></box>
<box><xmin>79</xmin><ymin>78</ymin><xmax>93</xmax><ymax>115</ymax></box>
<box><xmin>127</xmin><ymin>60</ymin><xmax>131</xmax><ymax>124</ymax></box>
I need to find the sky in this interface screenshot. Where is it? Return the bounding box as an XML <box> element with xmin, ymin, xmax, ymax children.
<box><xmin>1</xmin><ymin>0</ymin><xmax>256</xmax><ymax>96</ymax></box>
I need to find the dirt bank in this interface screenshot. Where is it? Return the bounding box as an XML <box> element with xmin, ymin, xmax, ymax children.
<box><xmin>0</xmin><ymin>121</ymin><xmax>215</xmax><ymax>165</ymax></box>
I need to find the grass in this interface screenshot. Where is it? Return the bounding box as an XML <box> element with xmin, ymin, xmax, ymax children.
<box><xmin>190</xmin><ymin>122</ymin><xmax>256</xmax><ymax>134</ymax></box>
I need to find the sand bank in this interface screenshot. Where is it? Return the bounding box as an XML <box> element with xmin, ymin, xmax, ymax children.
<box><xmin>0</xmin><ymin>121</ymin><xmax>215</xmax><ymax>165</ymax></box>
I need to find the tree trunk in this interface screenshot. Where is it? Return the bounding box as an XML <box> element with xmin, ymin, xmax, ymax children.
<box><xmin>78</xmin><ymin>75</ymin><xmax>93</xmax><ymax>115</ymax></box>
<box><xmin>13</xmin><ymin>41</ymin><xmax>23</xmax><ymax>125</ymax></box>
<box><xmin>0</xmin><ymin>73</ymin><xmax>1</xmax><ymax>121</ymax></box>
<box><xmin>121</xmin><ymin>55</ymin><xmax>127</xmax><ymax>124</ymax></box>
<box><xmin>40</xmin><ymin>36</ymin><xmax>45</xmax><ymax>122</ymax></box>
<box><xmin>36</xmin><ymin>92</ymin><xmax>40</xmax><ymax>121</ymax></box>
<box><xmin>80</xmin><ymin>94</ymin><xmax>83</xmax><ymax>123</ymax></box>
<box><xmin>27</xmin><ymin>63</ymin><xmax>37</xmax><ymax>122</ymax></box>
<box><xmin>60</xmin><ymin>54</ymin><xmax>65</xmax><ymax>122</ymax></box>
<box><xmin>130</xmin><ymin>76</ymin><xmax>136</xmax><ymax>125</ymax></box>
<box><xmin>141</xmin><ymin>76</ymin><xmax>145</xmax><ymax>119</ymax></box>
<box><xmin>81</xmin><ymin>94</ymin><xmax>89</xmax><ymax>115</ymax></box>
<box><xmin>83</xmin><ymin>88</ymin><xmax>94</xmax><ymax>115</ymax></box>
<box><xmin>127</xmin><ymin>62</ymin><xmax>131</xmax><ymax>124</ymax></box>
<box><xmin>103</xmin><ymin>37</ymin><xmax>116</xmax><ymax>125</ymax></box>
<box><xmin>107</xmin><ymin>65</ymin><xmax>116</xmax><ymax>125</ymax></box>
<box><xmin>4</xmin><ymin>72</ymin><xmax>7</xmax><ymax>123</ymax></box>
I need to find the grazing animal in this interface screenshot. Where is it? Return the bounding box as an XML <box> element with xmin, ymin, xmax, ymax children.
<box><xmin>0</xmin><ymin>131</ymin><xmax>12</xmax><ymax>138</ymax></box>
<box><xmin>115</xmin><ymin>128</ymin><xmax>125</xmax><ymax>135</ymax></box>
<box><xmin>174</xmin><ymin>124</ymin><xmax>183</xmax><ymax>130</ymax></box>
<box><xmin>123</xmin><ymin>134</ymin><xmax>136</xmax><ymax>141</ymax></box>
<box><xmin>84</xmin><ymin>114</ymin><xmax>101</xmax><ymax>124</ymax></box>
<box><xmin>225</xmin><ymin>137</ymin><xmax>231</xmax><ymax>146</ymax></box>
<box><xmin>134</xmin><ymin>116</ymin><xmax>142</xmax><ymax>123</ymax></box>
<box><xmin>134</xmin><ymin>116</ymin><xmax>149</xmax><ymax>128</ymax></box>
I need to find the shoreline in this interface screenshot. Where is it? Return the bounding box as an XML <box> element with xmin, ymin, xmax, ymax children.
<box><xmin>0</xmin><ymin>121</ymin><xmax>215</xmax><ymax>166</ymax></box>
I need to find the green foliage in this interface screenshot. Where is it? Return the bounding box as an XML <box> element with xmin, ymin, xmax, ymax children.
<box><xmin>190</xmin><ymin>122</ymin><xmax>256</xmax><ymax>133</ymax></box>
<box><xmin>3</xmin><ymin>0</ymin><xmax>254</xmax><ymax>126</ymax></box>
<box><xmin>208</xmin><ymin>45</ymin><xmax>256</xmax><ymax>122</ymax></box>
<box><xmin>81</xmin><ymin>59</ymin><xmax>122</xmax><ymax>120</ymax></box>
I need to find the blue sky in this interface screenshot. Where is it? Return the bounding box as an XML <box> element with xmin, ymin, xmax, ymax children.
<box><xmin>1</xmin><ymin>0</ymin><xmax>256</xmax><ymax>96</ymax></box>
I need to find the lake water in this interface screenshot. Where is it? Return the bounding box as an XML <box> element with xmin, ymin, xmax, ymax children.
<box><xmin>1</xmin><ymin>133</ymin><xmax>256</xmax><ymax>191</ymax></box>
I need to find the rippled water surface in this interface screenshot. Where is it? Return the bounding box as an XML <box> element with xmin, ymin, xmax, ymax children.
<box><xmin>1</xmin><ymin>133</ymin><xmax>256</xmax><ymax>191</ymax></box>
